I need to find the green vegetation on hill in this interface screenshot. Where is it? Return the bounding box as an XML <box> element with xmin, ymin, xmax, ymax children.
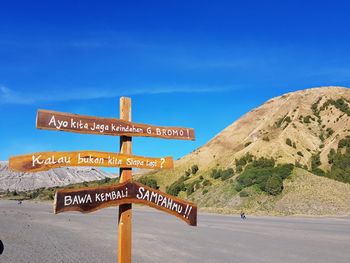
<box><xmin>274</xmin><ymin>114</ymin><xmax>291</xmax><ymax>128</ymax></box>
<box><xmin>285</xmin><ymin>138</ymin><xmax>296</xmax><ymax>148</ymax></box>
<box><xmin>211</xmin><ymin>168</ymin><xmax>234</xmax><ymax>181</ymax></box>
<box><xmin>165</xmin><ymin>164</ymin><xmax>202</xmax><ymax>196</ymax></box>
<box><xmin>303</xmin><ymin>115</ymin><xmax>313</xmax><ymax>123</ymax></box>
<box><xmin>137</xmin><ymin>177</ymin><xmax>159</xmax><ymax>190</ymax></box>
<box><xmin>320</xmin><ymin>98</ymin><xmax>350</xmax><ymax>116</ymax></box>
<box><xmin>308</xmin><ymin>136</ymin><xmax>350</xmax><ymax>183</ymax></box>
<box><xmin>326</xmin><ymin>136</ymin><xmax>350</xmax><ymax>183</ymax></box>
<box><xmin>235</xmin><ymin>156</ymin><xmax>294</xmax><ymax>196</ymax></box>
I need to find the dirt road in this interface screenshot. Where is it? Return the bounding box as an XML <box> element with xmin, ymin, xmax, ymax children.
<box><xmin>1</xmin><ymin>200</ymin><xmax>349</xmax><ymax>263</ymax></box>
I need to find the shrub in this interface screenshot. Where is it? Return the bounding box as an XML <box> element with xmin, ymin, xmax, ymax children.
<box><xmin>297</xmin><ymin>151</ymin><xmax>304</xmax><ymax>157</ymax></box>
<box><xmin>326</xmin><ymin>128</ymin><xmax>334</xmax><ymax>138</ymax></box>
<box><xmin>103</xmin><ymin>177</ymin><xmax>111</xmax><ymax>183</ymax></box>
<box><xmin>235</xmin><ymin>160</ymin><xmax>293</xmax><ymax>196</ymax></box>
<box><xmin>295</xmin><ymin>161</ymin><xmax>302</xmax><ymax>168</ymax></box>
<box><xmin>235</xmin><ymin>153</ymin><xmax>254</xmax><ymax>167</ymax></box>
<box><xmin>319</xmin><ymin>133</ymin><xmax>325</xmax><ymax>142</ymax></box>
<box><xmin>244</xmin><ymin>142</ymin><xmax>252</xmax><ymax>147</ymax></box>
<box><xmin>262</xmin><ymin>136</ymin><xmax>270</xmax><ymax>142</ymax></box>
<box><xmin>236</xmin><ymin>165</ymin><xmax>243</xmax><ymax>173</ymax></box>
<box><xmin>252</xmin><ymin>157</ymin><xmax>275</xmax><ymax>168</ymax></box>
<box><xmin>311</xmin><ymin>153</ymin><xmax>321</xmax><ymax>170</ymax></box>
<box><xmin>284</xmin><ymin>116</ymin><xmax>292</xmax><ymax>124</ymax></box>
<box><xmin>166</xmin><ymin>177</ymin><xmax>186</xmax><ymax>196</ymax></box>
<box><xmin>312</xmin><ymin>168</ymin><xmax>326</xmax><ymax>177</ymax></box>
<box><xmin>286</xmin><ymin>138</ymin><xmax>292</xmax><ymax>147</ymax></box>
<box><xmin>325</xmin><ymin>138</ymin><xmax>350</xmax><ymax>183</ymax></box>
<box><xmin>237</xmin><ymin>167</ymin><xmax>273</xmax><ymax>189</ymax></box>
<box><xmin>221</xmin><ymin>168</ymin><xmax>234</xmax><ymax>181</ymax></box>
<box><xmin>328</xmin><ymin>167</ymin><xmax>350</xmax><ymax>184</ymax></box>
<box><xmin>239</xmin><ymin>190</ymin><xmax>249</xmax><ymax>197</ymax></box>
<box><xmin>275</xmin><ymin>114</ymin><xmax>289</xmax><ymax>128</ymax></box>
<box><xmin>211</xmin><ymin>168</ymin><xmax>234</xmax><ymax>180</ymax></box>
<box><xmin>202</xmin><ymin>189</ymin><xmax>209</xmax><ymax>195</ymax></box>
<box><xmin>320</xmin><ymin>98</ymin><xmax>350</xmax><ymax>116</ymax></box>
<box><xmin>303</xmin><ymin>115</ymin><xmax>312</xmax><ymax>123</ymax></box>
<box><xmin>328</xmin><ymin>148</ymin><xmax>336</xmax><ymax>164</ymax></box>
<box><xmin>338</xmin><ymin>138</ymin><xmax>350</xmax><ymax>148</ymax></box>
<box><xmin>186</xmin><ymin>184</ymin><xmax>194</xmax><ymax>196</ymax></box>
<box><xmin>191</xmin><ymin>165</ymin><xmax>199</xmax><ymax>175</ymax></box>
<box><xmin>235</xmin><ymin>183</ymin><xmax>243</xmax><ymax>192</ymax></box>
<box><xmin>273</xmin><ymin>164</ymin><xmax>294</xmax><ymax>179</ymax></box>
<box><xmin>30</xmin><ymin>190</ymin><xmax>39</xmax><ymax>199</ymax></box>
<box><xmin>265</xmin><ymin>175</ymin><xmax>283</xmax><ymax>196</ymax></box>
<box><xmin>138</xmin><ymin>177</ymin><xmax>159</xmax><ymax>190</ymax></box>
<box><xmin>311</xmin><ymin>98</ymin><xmax>321</xmax><ymax>115</ymax></box>
<box><xmin>211</xmin><ymin>169</ymin><xmax>221</xmax><ymax>179</ymax></box>
<box><xmin>202</xmin><ymin>179</ymin><xmax>212</xmax><ymax>187</ymax></box>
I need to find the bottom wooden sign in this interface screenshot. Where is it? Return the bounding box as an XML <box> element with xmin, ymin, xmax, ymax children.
<box><xmin>54</xmin><ymin>180</ymin><xmax>197</xmax><ymax>226</ymax></box>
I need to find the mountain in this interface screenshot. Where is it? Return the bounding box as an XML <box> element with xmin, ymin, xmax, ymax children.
<box><xmin>0</xmin><ymin>161</ymin><xmax>113</xmax><ymax>192</ymax></box>
<box><xmin>143</xmin><ymin>86</ymin><xmax>350</xmax><ymax>215</ymax></box>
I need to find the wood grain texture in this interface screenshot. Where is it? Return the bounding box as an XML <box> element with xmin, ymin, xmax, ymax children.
<box><xmin>54</xmin><ymin>180</ymin><xmax>197</xmax><ymax>226</ymax></box>
<box><xmin>118</xmin><ymin>97</ymin><xmax>133</xmax><ymax>263</ymax></box>
<box><xmin>36</xmin><ymin>109</ymin><xmax>195</xmax><ymax>140</ymax></box>
<box><xmin>9</xmin><ymin>151</ymin><xmax>173</xmax><ymax>172</ymax></box>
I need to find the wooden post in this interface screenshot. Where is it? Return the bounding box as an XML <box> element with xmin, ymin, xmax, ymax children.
<box><xmin>118</xmin><ymin>97</ymin><xmax>132</xmax><ymax>263</ymax></box>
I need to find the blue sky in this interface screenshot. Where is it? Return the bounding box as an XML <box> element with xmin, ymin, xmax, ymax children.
<box><xmin>1</xmin><ymin>0</ymin><xmax>350</xmax><ymax>172</ymax></box>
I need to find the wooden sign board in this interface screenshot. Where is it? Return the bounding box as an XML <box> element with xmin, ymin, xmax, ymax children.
<box><xmin>9</xmin><ymin>151</ymin><xmax>173</xmax><ymax>172</ymax></box>
<box><xmin>36</xmin><ymin>110</ymin><xmax>195</xmax><ymax>140</ymax></box>
<box><xmin>54</xmin><ymin>180</ymin><xmax>197</xmax><ymax>226</ymax></box>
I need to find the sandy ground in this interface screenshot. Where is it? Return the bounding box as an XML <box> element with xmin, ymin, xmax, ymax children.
<box><xmin>1</xmin><ymin>200</ymin><xmax>350</xmax><ymax>263</ymax></box>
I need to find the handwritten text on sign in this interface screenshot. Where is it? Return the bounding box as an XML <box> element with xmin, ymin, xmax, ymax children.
<box><xmin>36</xmin><ymin>110</ymin><xmax>195</xmax><ymax>140</ymax></box>
<box><xmin>55</xmin><ymin>181</ymin><xmax>197</xmax><ymax>226</ymax></box>
<box><xmin>9</xmin><ymin>151</ymin><xmax>173</xmax><ymax>172</ymax></box>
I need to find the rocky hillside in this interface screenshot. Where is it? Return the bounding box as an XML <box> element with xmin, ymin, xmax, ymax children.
<box><xmin>143</xmin><ymin>86</ymin><xmax>350</xmax><ymax>215</ymax></box>
<box><xmin>0</xmin><ymin>161</ymin><xmax>113</xmax><ymax>192</ymax></box>
<box><xmin>180</xmin><ymin>86</ymin><xmax>350</xmax><ymax>170</ymax></box>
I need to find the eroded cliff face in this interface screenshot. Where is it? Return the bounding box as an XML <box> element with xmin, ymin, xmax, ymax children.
<box><xmin>0</xmin><ymin>161</ymin><xmax>113</xmax><ymax>192</ymax></box>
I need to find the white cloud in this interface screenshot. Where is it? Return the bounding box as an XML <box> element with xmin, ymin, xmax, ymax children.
<box><xmin>0</xmin><ymin>85</ymin><xmax>234</xmax><ymax>105</ymax></box>
<box><xmin>0</xmin><ymin>85</ymin><xmax>34</xmax><ymax>104</ymax></box>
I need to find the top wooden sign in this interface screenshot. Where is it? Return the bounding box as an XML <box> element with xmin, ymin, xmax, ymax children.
<box><xmin>36</xmin><ymin>110</ymin><xmax>195</xmax><ymax>140</ymax></box>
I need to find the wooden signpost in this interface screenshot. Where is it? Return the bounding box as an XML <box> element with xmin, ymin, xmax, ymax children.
<box><xmin>9</xmin><ymin>151</ymin><xmax>173</xmax><ymax>172</ymax></box>
<box><xmin>36</xmin><ymin>109</ymin><xmax>195</xmax><ymax>140</ymax></box>
<box><xmin>9</xmin><ymin>97</ymin><xmax>197</xmax><ymax>263</ymax></box>
<box><xmin>54</xmin><ymin>180</ymin><xmax>197</xmax><ymax>226</ymax></box>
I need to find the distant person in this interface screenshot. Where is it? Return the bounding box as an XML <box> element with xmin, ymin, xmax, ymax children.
<box><xmin>240</xmin><ymin>211</ymin><xmax>246</xmax><ymax>220</ymax></box>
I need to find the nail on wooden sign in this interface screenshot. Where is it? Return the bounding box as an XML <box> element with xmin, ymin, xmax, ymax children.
<box><xmin>54</xmin><ymin>180</ymin><xmax>197</xmax><ymax>226</ymax></box>
<box><xmin>36</xmin><ymin>110</ymin><xmax>195</xmax><ymax>140</ymax></box>
<box><xmin>9</xmin><ymin>151</ymin><xmax>173</xmax><ymax>172</ymax></box>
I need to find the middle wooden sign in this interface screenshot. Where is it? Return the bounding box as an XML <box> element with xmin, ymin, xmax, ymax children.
<box><xmin>9</xmin><ymin>151</ymin><xmax>173</xmax><ymax>172</ymax></box>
